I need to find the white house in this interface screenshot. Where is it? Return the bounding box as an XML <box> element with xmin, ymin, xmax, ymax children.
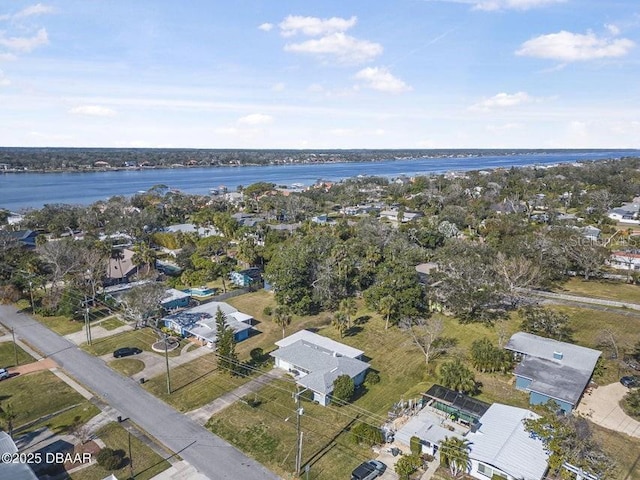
<box><xmin>271</xmin><ymin>330</ymin><xmax>369</xmax><ymax>406</ymax></box>
<box><xmin>610</xmin><ymin>251</ymin><xmax>640</xmax><ymax>271</ymax></box>
<box><xmin>466</xmin><ymin>404</ymin><xmax>549</xmax><ymax>480</ymax></box>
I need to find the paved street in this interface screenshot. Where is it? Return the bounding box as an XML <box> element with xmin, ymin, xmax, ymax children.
<box><xmin>0</xmin><ymin>305</ymin><xmax>279</xmax><ymax>480</ymax></box>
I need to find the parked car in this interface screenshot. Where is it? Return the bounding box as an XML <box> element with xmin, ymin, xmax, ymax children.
<box><xmin>351</xmin><ymin>460</ymin><xmax>386</xmax><ymax>480</ymax></box>
<box><xmin>113</xmin><ymin>347</ymin><xmax>142</xmax><ymax>358</ymax></box>
<box><xmin>620</xmin><ymin>376</ymin><xmax>640</xmax><ymax>388</ymax></box>
<box><xmin>0</xmin><ymin>368</ymin><xmax>9</xmax><ymax>380</ymax></box>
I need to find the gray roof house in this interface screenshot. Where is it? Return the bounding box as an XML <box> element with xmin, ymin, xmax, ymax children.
<box><xmin>271</xmin><ymin>330</ymin><xmax>369</xmax><ymax>406</ymax></box>
<box><xmin>466</xmin><ymin>403</ymin><xmax>549</xmax><ymax>480</ymax></box>
<box><xmin>505</xmin><ymin>332</ymin><xmax>601</xmax><ymax>413</ymax></box>
<box><xmin>0</xmin><ymin>431</ymin><xmax>37</xmax><ymax>480</ymax></box>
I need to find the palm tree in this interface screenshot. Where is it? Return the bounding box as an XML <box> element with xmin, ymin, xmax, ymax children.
<box><xmin>273</xmin><ymin>305</ymin><xmax>292</xmax><ymax>339</ymax></box>
<box><xmin>439</xmin><ymin>437</ymin><xmax>470</xmax><ymax>478</ymax></box>
<box><xmin>439</xmin><ymin>359</ymin><xmax>476</xmax><ymax>394</ymax></box>
<box><xmin>332</xmin><ymin>311</ymin><xmax>349</xmax><ymax>338</ymax></box>
<box><xmin>378</xmin><ymin>295</ymin><xmax>398</xmax><ymax>330</ymax></box>
<box><xmin>132</xmin><ymin>242</ymin><xmax>156</xmax><ymax>275</ymax></box>
<box><xmin>339</xmin><ymin>297</ymin><xmax>357</xmax><ymax>329</ymax></box>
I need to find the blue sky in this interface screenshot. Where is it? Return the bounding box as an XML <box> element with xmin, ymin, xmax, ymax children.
<box><xmin>0</xmin><ymin>0</ymin><xmax>638</xmax><ymax>148</ymax></box>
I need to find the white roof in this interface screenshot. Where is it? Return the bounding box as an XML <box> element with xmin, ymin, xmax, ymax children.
<box><xmin>275</xmin><ymin>330</ymin><xmax>363</xmax><ymax>359</ymax></box>
<box><xmin>395</xmin><ymin>409</ymin><xmax>461</xmax><ymax>447</ymax></box>
<box><xmin>161</xmin><ymin>288</ymin><xmax>191</xmax><ymax>304</ymax></box>
<box><xmin>467</xmin><ymin>404</ymin><xmax>549</xmax><ymax>480</ymax></box>
<box><xmin>505</xmin><ymin>332</ymin><xmax>600</xmax><ymax>372</ymax></box>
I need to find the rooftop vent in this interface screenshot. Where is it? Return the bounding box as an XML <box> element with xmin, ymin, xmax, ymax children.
<box><xmin>553</xmin><ymin>351</ymin><xmax>563</xmax><ymax>360</ymax></box>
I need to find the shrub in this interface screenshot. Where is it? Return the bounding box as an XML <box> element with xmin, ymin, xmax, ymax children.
<box><xmin>262</xmin><ymin>306</ymin><xmax>273</xmax><ymax>317</ymax></box>
<box><xmin>410</xmin><ymin>435</ymin><xmax>422</xmax><ymax>456</ymax></box>
<box><xmin>351</xmin><ymin>422</ymin><xmax>383</xmax><ymax>446</ymax></box>
<box><xmin>332</xmin><ymin>375</ymin><xmax>355</xmax><ymax>404</ymax></box>
<box><xmin>395</xmin><ymin>454</ymin><xmax>421</xmax><ymax>480</ymax></box>
<box><xmin>96</xmin><ymin>448</ymin><xmax>124</xmax><ymax>471</ymax></box>
<box><xmin>364</xmin><ymin>371</ymin><xmax>380</xmax><ymax>386</ymax></box>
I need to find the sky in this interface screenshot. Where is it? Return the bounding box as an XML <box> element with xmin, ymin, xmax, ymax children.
<box><xmin>0</xmin><ymin>0</ymin><xmax>639</xmax><ymax>149</ymax></box>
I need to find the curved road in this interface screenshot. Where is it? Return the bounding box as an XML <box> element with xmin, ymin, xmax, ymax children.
<box><xmin>0</xmin><ymin>305</ymin><xmax>278</xmax><ymax>480</ymax></box>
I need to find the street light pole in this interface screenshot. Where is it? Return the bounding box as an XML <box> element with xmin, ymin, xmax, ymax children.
<box><xmin>294</xmin><ymin>387</ymin><xmax>307</xmax><ymax>476</ymax></box>
<box><xmin>164</xmin><ymin>334</ymin><xmax>171</xmax><ymax>395</ymax></box>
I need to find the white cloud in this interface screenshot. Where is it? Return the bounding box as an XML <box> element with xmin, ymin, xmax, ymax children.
<box><xmin>0</xmin><ymin>53</ymin><xmax>17</xmax><ymax>61</ymax></box>
<box><xmin>0</xmin><ymin>70</ymin><xmax>10</xmax><ymax>86</ymax></box>
<box><xmin>15</xmin><ymin>3</ymin><xmax>55</xmax><ymax>18</ymax></box>
<box><xmin>605</xmin><ymin>24</ymin><xmax>620</xmax><ymax>36</ymax></box>
<box><xmin>279</xmin><ymin>15</ymin><xmax>357</xmax><ymax>37</ymax></box>
<box><xmin>69</xmin><ymin>105</ymin><xmax>117</xmax><ymax>117</ymax></box>
<box><xmin>285</xmin><ymin>32</ymin><xmax>383</xmax><ymax>64</ymax></box>
<box><xmin>0</xmin><ymin>28</ymin><xmax>49</xmax><ymax>53</ymax></box>
<box><xmin>470</xmin><ymin>92</ymin><xmax>534</xmax><ymax>110</ymax></box>
<box><xmin>516</xmin><ymin>31</ymin><xmax>635</xmax><ymax>61</ymax></box>
<box><xmin>425</xmin><ymin>0</ymin><xmax>565</xmax><ymax>10</ymax></box>
<box><xmin>354</xmin><ymin>67</ymin><xmax>411</xmax><ymax>94</ymax></box>
<box><xmin>237</xmin><ymin>113</ymin><xmax>273</xmax><ymax>125</ymax></box>
<box><xmin>272</xmin><ymin>82</ymin><xmax>285</xmax><ymax>92</ymax></box>
<box><xmin>258</xmin><ymin>23</ymin><xmax>273</xmax><ymax>32</ymax></box>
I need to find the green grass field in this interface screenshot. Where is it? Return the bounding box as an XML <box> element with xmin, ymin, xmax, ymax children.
<box><xmin>110</xmin><ymin>358</ymin><xmax>146</xmax><ymax>377</ymax></box>
<box><xmin>0</xmin><ymin>340</ymin><xmax>35</xmax><ymax>367</ymax></box>
<box><xmin>557</xmin><ymin>277</ymin><xmax>640</xmax><ymax>304</ymax></box>
<box><xmin>69</xmin><ymin>422</ymin><xmax>171</xmax><ymax>480</ymax></box>
<box><xmin>34</xmin><ymin>314</ymin><xmax>85</xmax><ymax>335</ymax></box>
<box><xmin>1</xmin><ymin>370</ymin><xmax>87</xmax><ymax>428</ymax></box>
<box><xmin>97</xmin><ymin>316</ymin><xmax>126</xmax><ymax>331</ymax></box>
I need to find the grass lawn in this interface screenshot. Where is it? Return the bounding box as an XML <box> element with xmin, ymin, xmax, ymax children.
<box><xmin>82</xmin><ymin>328</ymin><xmax>160</xmax><ymax>356</ymax></box>
<box><xmin>18</xmin><ymin>402</ymin><xmax>101</xmax><ymax>437</ymax></box>
<box><xmin>110</xmin><ymin>358</ymin><xmax>146</xmax><ymax>377</ymax></box>
<box><xmin>98</xmin><ymin>316</ymin><xmax>126</xmax><ymax>331</ymax></box>
<box><xmin>1</xmin><ymin>370</ymin><xmax>87</xmax><ymax>428</ymax></box>
<box><xmin>142</xmin><ymin>352</ymin><xmax>256</xmax><ymax>412</ymax></box>
<box><xmin>34</xmin><ymin>314</ymin><xmax>85</xmax><ymax>335</ymax></box>
<box><xmin>591</xmin><ymin>424</ymin><xmax>640</xmax><ymax>480</ymax></box>
<box><xmin>0</xmin><ymin>340</ymin><xmax>35</xmax><ymax>367</ymax></box>
<box><xmin>556</xmin><ymin>277</ymin><xmax>640</xmax><ymax>304</ymax></box>
<box><xmin>70</xmin><ymin>422</ymin><xmax>171</xmax><ymax>480</ymax></box>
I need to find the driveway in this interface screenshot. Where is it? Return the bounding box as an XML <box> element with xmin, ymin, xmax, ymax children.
<box><xmin>577</xmin><ymin>382</ymin><xmax>640</xmax><ymax>438</ymax></box>
<box><xmin>0</xmin><ymin>305</ymin><xmax>278</xmax><ymax>480</ymax></box>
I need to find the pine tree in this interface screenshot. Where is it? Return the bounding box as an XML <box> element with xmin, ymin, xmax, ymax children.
<box><xmin>215</xmin><ymin>307</ymin><xmax>239</xmax><ymax>375</ymax></box>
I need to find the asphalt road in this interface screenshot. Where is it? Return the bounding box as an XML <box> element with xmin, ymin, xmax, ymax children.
<box><xmin>0</xmin><ymin>305</ymin><xmax>279</xmax><ymax>480</ymax></box>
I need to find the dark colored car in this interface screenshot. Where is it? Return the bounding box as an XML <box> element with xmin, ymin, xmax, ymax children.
<box><xmin>351</xmin><ymin>460</ymin><xmax>386</xmax><ymax>480</ymax></box>
<box><xmin>113</xmin><ymin>347</ymin><xmax>142</xmax><ymax>358</ymax></box>
<box><xmin>620</xmin><ymin>376</ymin><xmax>640</xmax><ymax>388</ymax></box>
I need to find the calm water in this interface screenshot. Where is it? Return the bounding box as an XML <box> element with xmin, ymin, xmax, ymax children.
<box><xmin>1</xmin><ymin>150</ymin><xmax>637</xmax><ymax>211</ymax></box>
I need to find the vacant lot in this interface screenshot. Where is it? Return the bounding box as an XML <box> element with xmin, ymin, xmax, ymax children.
<box><xmin>34</xmin><ymin>314</ymin><xmax>85</xmax><ymax>335</ymax></box>
<box><xmin>557</xmin><ymin>277</ymin><xmax>640</xmax><ymax>304</ymax></box>
<box><xmin>0</xmin><ymin>340</ymin><xmax>35</xmax><ymax>367</ymax></box>
<box><xmin>110</xmin><ymin>358</ymin><xmax>145</xmax><ymax>377</ymax></box>
<box><xmin>1</xmin><ymin>370</ymin><xmax>87</xmax><ymax>428</ymax></box>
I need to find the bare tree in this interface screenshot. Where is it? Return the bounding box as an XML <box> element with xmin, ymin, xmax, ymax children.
<box><xmin>494</xmin><ymin>252</ymin><xmax>541</xmax><ymax>298</ymax></box>
<box><xmin>121</xmin><ymin>282</ymin><xmax>167</xmax><ymax>328</ymax></box>
<box><xmin>597</xmin><ymin>328</ymin><xmax>621</xmax><ymax>360</ymax></box>
<box><xmin>401</xmin><ymin>317</ymin><xmax>450</xmax><ymax>365</ymax></box>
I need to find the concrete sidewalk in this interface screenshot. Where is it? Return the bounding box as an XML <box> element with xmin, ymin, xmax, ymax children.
<box><xmin>65</xmin><ymin>323</ymin><xmax>133</xmax><ymax>345</ymax></box>
<box><xmin>187</xmin><ymin>368</ymin><xmax>286</xmax><ymax>425</ymax></box>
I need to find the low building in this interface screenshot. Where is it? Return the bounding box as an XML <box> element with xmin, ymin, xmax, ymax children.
<box><xmin>0</xmin><ymin>431</ymin><xmax>37</xmax><ymax>480</ymax></box>
<box><xmin>105</xmin><ymin>248</ymin><xmax>137</xmax><ymax>286</ymax></box>
<box><xmin>230</xmin><ymin>267</ymin><xmax>262</xmax><ymax>288</ymax></box>
<box><xmin>466</xmin><ymin>403</ymin><xmax>549</xmax><ymax>480</ymax></box>
<box><xmin>380</xmin><ymin>209</ymin><xmax>422</xmax><ymax>224</ymax></box>
<box><xmin>608</xmin><ymin>204</ymin><xmax>640</xmax><ymax>224</ymax></box>
<box><xmin>160</xmin><ymin>288</ymin><xmax>191</xmax><ymax>310</ymax></box>
<box><xmin>271</xmin><ymin>330</ymin><xmax>370</xmax><ymax>406</ymax></box>
<box><xmin>163</xmin><ymin>223</ymin><xmax>220</xmax><ymax>237</ymax></box>
<box><xmin>422</xmin><ymin>384</ymin><xmax>490</xmax><ymax>426</ymax></box>
<box><xmin>505</xmin><ymin>332</ymin><xmax>601</xmax><ymax>413</ymax></box>
<box><xmin>610</xmin><ymin>251</ymin><xmax>640</xmax><ymax>271</ymax></box>
<box><xmin>5</xmin><ymin>229</ymin><xmax>39</xmax><ymax>249</ymax></box>
<box><xmin>162</xmin><ymin>301</ymin><xmax>253</xmax><ymax>347</ymax></box>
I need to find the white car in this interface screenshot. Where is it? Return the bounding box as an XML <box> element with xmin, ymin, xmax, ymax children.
<box><xmin>0</xmin><ymin>368</ymin><xmax>10</xmax><ymax>380</ymax></box>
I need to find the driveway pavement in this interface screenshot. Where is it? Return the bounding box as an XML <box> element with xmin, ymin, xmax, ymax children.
<box><xmin>0</xmin><ymin>305</ymin><xmax>278</xmax><ymax>480</ymax></box>
<box><xmin>577</xmin><ymin>382</ymin><xmax>640</xmax><ymax>438</ymax></box>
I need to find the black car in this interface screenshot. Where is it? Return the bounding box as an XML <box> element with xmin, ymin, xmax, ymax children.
<box><xmin>620</xmin><ymin>376</ymin><xmax>640</xmax><ymax>388</ymax></box>
<box><xmin>113</xmin><ymin>347</ymin><xmax>142</xmax><ymax>358</ymax></box>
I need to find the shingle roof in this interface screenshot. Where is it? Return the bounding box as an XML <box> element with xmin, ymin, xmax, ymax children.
<box><xmin>467</xmin><ymin>404</ymin><xmax>549</xmax><ymax>480</ymax></box>
<box><xmin>271</xmin><ymin>337</ymin><xmax>369</xmax><ymax>395</ymax></box>
<box><xmin>275</xmin><ymin>330</ymin><xmax>363</xmax><ymax>359</ymax></box>
<box><xmin>0</xmin><ymin>432</ymin><xmax>37</xmax><ymax>480</ymax></box>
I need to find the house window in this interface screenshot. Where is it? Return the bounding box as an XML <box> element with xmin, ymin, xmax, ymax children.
<box><xmin>477</xmin><ymin>463</ymin><xmax>493</xmax><ymax>477</ymax></box>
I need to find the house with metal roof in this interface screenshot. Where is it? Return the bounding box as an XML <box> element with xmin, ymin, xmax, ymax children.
<box><xmin>423</xmin><ymin>384</ymin><xmax>490</xmax><ymax>425</ymax></box>
<box><xmin>466</xmin><ymin>403</ymin><xmax>549</xmax><ymax>480</ymax></box>
<box><xmin>271</xmin><ymin>330</ymin><xmax>369</xmax><ymax>406</ymax></box>
<box><xmin>162</xmin><ymin>301</ymin><xmax>253</xmax><ymax>347</ymax></box>
<box><xmin>505</xmin><ymin>332</ymin><xmax>601</xmax><ymax>413</ymax></box>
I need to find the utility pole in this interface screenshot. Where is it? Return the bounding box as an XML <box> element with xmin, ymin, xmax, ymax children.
<box><xmin>11</xmin><ymin>328</ymin><xmax>18</xmax><ymax>367</ymax></box>
<box><xmin>294</xmin><ymin>387</ymin><xmax>307</xmax><ymax>476</ymax></box>
<box><xmin>28</xmin><ymin>280</ymin><xmax>34</xmax><ymax>313</ymax></box>
<box><xmin>84</xmin><ymin>305</ymin><xmax>92</xmax><ymax>345</ymax></box>
<box><xmin>164</xmin><ymin>334</ymin><xmax>171</xmax><ymax>394</ymax></box>
<box><xmin>128</xmin><ymin>430</ymin><xmax>134</xmax><ymax>479</ymax></box>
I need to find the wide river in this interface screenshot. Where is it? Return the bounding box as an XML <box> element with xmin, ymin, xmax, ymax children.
<box><xmin>1</xmin><ymin>150</ymin><xmax>638</xmax><ymax>211</ymax></box>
